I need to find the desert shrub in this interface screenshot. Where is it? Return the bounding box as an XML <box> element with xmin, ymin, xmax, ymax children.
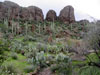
<box><xmin>25</xmin><ymin>50</ymin><xmax>37</xmax><ymax>58</ymax></box>
<box><xmin>55</xmin><ymin>53</ymin><xmax>71</xmax><ymax>62</ymax></box>
<box><xmin>0</xmin><ymin>63</ymin><xmax>19</xmax><ymax>74</ymax></box>
<box><xmin>51</xmin><ymin>63</ymin><xmax>72</xmax><ymax>75</ymax></box>
<box><xmin>79</xmin><ymin>66</ymin><xmax>100</xmax><ymax>75</ymax></box>
<box><xmin>10</xmin><ymin>52</ymin><xmax>18</xmax><ymax>60</ymax></box>
<box><xmin>24</xmin><ymin>65</ymin><xmax>37</xmax><ymax>73</ymax></box>
<box><xmin>35</xmin><ymin>51</ymin><xmax>48</xmax><ymax>68</ymax></box>
<box><xmin>25</xmin><ymin>45</ymin><xmax>39</xmax><ymax>58</ymax></box>
<box><xmin>80</xmin><ymin>22</ymin><xmax>100</xmax><ymax>74</ymax></box>
<box><xmin>47</xmin><ymin>45</ymin><xmax>59</xmax><ymax>54</ymax></box>
<box><xmin>83</xmin><ymin>23</ymin><xmax>100</xmax><ymax>61</ymax></box>
<box><xmin>10</xmin><ymin>40</ymin><xmax>25</xmax><ymax>53</ymax></box>
<box><xmin>0</xmin><ymin>39</ymin><xmax>10</xmax><ymax>63</ymax></box>
<box><xmin>83</xmin><ymin>22</ymin><xmax>100</xmax><ymax>50</ymax></box>
<box><xmin>23</xmin><ymin>35</ymin><xmax>37</xmax><ymax>42</ymax></box>
<box><xmin>27</xmin><ymin>58</ymin><xmax>35</xmax><ymax>64</ymax></box>
<box><xmin>51</xmin><ymin>53</ymin><xmax>72</xmax><ymax>75</ymax></box>
<box><xmin>36</xmin><ymin>43</ymin><xmax>47</xmax><ymax>52</ymax></box>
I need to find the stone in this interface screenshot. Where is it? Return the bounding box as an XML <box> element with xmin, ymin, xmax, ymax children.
<box><xmin>28</xmin><ymin>6</ymin><xmax>44</xmax><ymax>22</ymax></box>
<box><xmin>4</xmin><ymin>1</ymin><xmax>20</xmax><ymax>20</ymax></box>
<box><xmin>0</xmin><ymin>1</ymin><xmax>20</xmax><ymax>20</ymax></box>
<box><xmin>46</xmin><ymin>10</ymin><xmax>57</xmax><ymax>21</ymax></box>
<box><xmin>59</xmin><ymin>5</ymin><xmax>75</xmax><ymax>23</ymax></box>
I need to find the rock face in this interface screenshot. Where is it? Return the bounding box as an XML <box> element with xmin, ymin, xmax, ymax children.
<box><xmin>19</xmin><ymin>7</ymin><xmax>30</xmax><ymax>20</ymax></box>
<box><xmin>28</xmin><ymin>6</ymin><xmax>44</xmax><ymax>22</ymax></box>
<box><xmin>46</xmin><ymin>10</ymin><xmax>57</xmax><ymax>21</ymax></box>
<box><xmin>59</xmin><ymin>5</ymin><xmax>75</xmax><ymax>23</ymax></box>
<box><xmin>0</xmin><ymin>1</ymin><xmax>44</xmax><ymax>22</ymax></box>
<box><xmin>0</xmin><ymin>1</ymin><xmax>76</xmax><ymax>23</ymax></box>
<box><xmin>0</xmin><ymin>1</ymin><xmax>20</xmax><ymax>20</ymax></box>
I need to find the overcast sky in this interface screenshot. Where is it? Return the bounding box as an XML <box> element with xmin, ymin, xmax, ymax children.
<box><xmin>0</xmin><ymin>0</ymin><xmax>100</xmax><ymax>21</ymax></box>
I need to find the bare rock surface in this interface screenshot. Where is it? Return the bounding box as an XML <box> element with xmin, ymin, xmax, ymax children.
<box><xmin>46</xmin><ymin>10</ymin><xmax>57</xmax><ymax>21</ymax></box>
<box><xmin>59</xmin><ymin>5</ymin><xmax>75</xmax><ymax>23</ymax></box>
<box><xmin>0</xmin><ymin>1</ymin><xmax>44</xmax><ymax>22</ymax></box>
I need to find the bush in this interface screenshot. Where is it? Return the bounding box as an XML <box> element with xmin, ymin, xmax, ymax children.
<box><xmin>24</xmin><ymin>65</ymin><xmax>37</xmax><ymax>73</ymax></box>
<box><xmin>51</xmin><ymin>53</ymin><xmax>72</xmax><ymax>75</ymax></box>
<box><xmin>0</xmin><ymin>39</ymin><xmax>10</xmax><ymax>63</ymax></box>
<box><xmin>11</xmin><ymin>52</ymin><xmax>18</xmax><ymax>60</ymax></box>
<box><xmin>23</xmin><ymin>35</ymin><xmax>37</xmax><ymax>42</ymax></box>
<box><xmin>79</xmin><ymin>66</ymin><xmax>100</xmax><ymax>75</ymax></box>
<box><xmin>51</xmin><ymin>62</ymin><xmax>72</xmax><ymax>75</ymax></box>
<box><xmin>84</xmin><ymin>23</ymin><xmax>100</xmax><ymax>50</ymax></box>
<box><xmin>0</xmin><ymin>63</ymin><xmax>19</xmax><ymax>74</ymax></box>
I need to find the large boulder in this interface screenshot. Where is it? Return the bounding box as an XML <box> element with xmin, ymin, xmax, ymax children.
<box><xmin>0</xmin><ymin>1</ymin><xmax>20</xmax><ymax>20</ymax></box>
<box><xmin>34</xmin><ymin>6</ymin><xmax>44</xmax><ymax>22</ymax></box>
<box><xmin>46</xmin><ymin>10</ymin><xmax>57</xmax><ymax>21</ymax></box>
<box><xmin>59</xmin><ymin>5</ymin><xmax>75</xmax><ymax>23</ymax></box>
<box><xmin>28</xmin><ymin>6</ymin><xmax>44</xmax><ymax>22</ymax></box>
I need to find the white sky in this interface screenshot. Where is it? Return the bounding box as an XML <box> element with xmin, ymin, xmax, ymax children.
<box><xmin>1</xmin><ymin>0</ymin><xmax>100</xmax><ymax>21</ymax></box>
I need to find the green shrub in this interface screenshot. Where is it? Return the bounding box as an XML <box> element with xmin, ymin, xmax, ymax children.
<box><xmin>0</xmin><ymin>39</ymin><xmax>10</xmax><ymax>63</ymax></box>
<box><xmin>51</xmin><ymin>62</ymin><xmax>72</xmax><ymax>75</ymax></box>
<box><xmin>79</xmin><ymin>66</ymin><xmax>100</xmax><ymax>75</ymax></box>
<box><xmin>11</xmin><ymin>52</ymin><xmax>18</xmax><ymax>60</ymax></box>
<box><xmin>23</xmin><ymin>35</ymin><xmax>37</xmax><ymax>42</ymax></box>
<box><xmin>24</xmin><ymin>65</ymin><xmax>37</xmax><ymax>73</ymax></box>
<box><xmin>51</xmin><ymin>53</ymin><xmax>72</xmax><ymax>75</ymax></box>
<box><xmin>35</xmin><ymin>51</ymin><xmax>48</xmax><ymax>68</ymax></box>
<box><xmin>1</xmin><ymin>63</ymin><xmax>19</xmax><ymax>74</ymax></box>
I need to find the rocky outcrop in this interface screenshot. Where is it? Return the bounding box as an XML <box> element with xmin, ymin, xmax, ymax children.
<box><xmin>0</xmin><ymin>1</ymin><xmax>20</xmax><ymax>20</ymax></box>
<box><xmin>19</xmin><ymin>7</ymin><xmax>30</xmax><ymax>20</ymax></box>
<box><xmin>0</xmin><ymin>1</ymin><xmax>44</xmax><ymax>22</ymax></box>
<box><xmin>0</xmin><ymin>1</ymin><xmax>77</xmax><ymax>23</ymax></box>
<box><xmin>46</xmin><ymin>10</ymin><xmax>57</xmax><ymax>21</ymax></box>
<box><xmin>28</xmin><ymin>6</ymin><xmax>44</xmax><ymax>22</ymax></box>
<box><xmin>59</xmin><ymin>5</ymin><xmax>75</xmax><ymax>23</ymax></box>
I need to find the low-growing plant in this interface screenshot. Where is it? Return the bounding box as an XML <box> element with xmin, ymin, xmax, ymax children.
<box><xmin>50</xmin><ymin>53</ymin><xmax>72</xmax><ymax>75</ymax></box>
<box><xmin>79</xmin><ymin>66</ymin><xmax>100</xmax><ymax>75</ymax></box>
<box><xmin>24</xmin><ymin>65</ymin><xmax>37</xmax><ymax>73</ymax></box>
<box><xmin>1</xmin><ymin>63</ymin><xmax>19</xmax><ymax>74</ymax></box>
<box><xmin>23</xmin><ymin>35</ymin><xmax>37</xmax><ymax>42</ymax></box>
<box><xmin>11</xmin><ymin>52</ymin><xmax>18</xmax><ymax>60</ymax></box>
<box><xmin>0</xmin><ymin>39</ymin><xmax>10</xmax><ymax>63</ymax></box>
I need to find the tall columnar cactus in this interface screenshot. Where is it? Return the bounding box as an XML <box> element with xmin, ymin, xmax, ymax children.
<box><xmin>25</xmin><ymin>22</ymin><xmax>28</xmax><ymax>36</ymax></box>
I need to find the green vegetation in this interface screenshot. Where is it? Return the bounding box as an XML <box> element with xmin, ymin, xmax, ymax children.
<box><xmin>0</xmin><ymin>20</ymin><xmax>100</xmax><ymax>75</ymax></box>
